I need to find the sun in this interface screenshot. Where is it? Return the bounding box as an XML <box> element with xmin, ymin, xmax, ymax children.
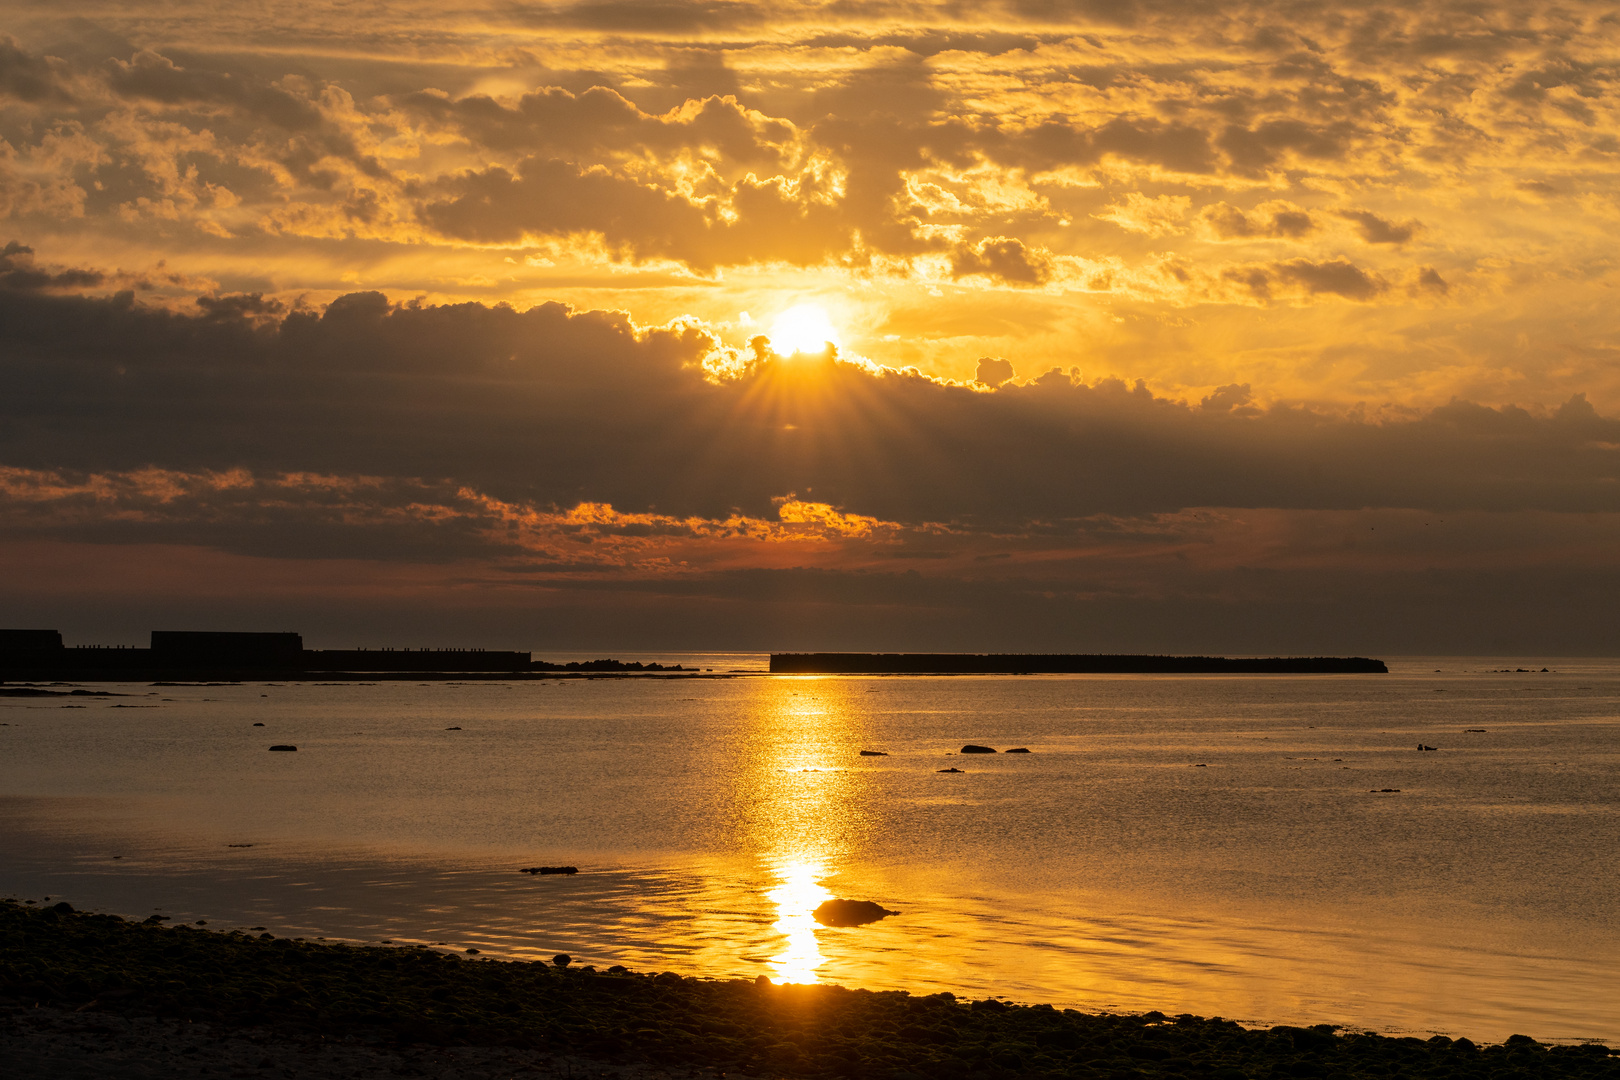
<box><xmin>768</xmin><ymin>304</ymin><xmax>841</xmax><ymax>357</ymax></box>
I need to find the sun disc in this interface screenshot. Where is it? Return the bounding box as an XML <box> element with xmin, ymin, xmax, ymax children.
<box><xmin>768</xmin><ymin>304</ymin><xmax>841</xmax><ymax>357</ymax></box>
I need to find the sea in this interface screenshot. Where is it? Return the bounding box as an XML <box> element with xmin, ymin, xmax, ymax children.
<box><xmin>2</xmin><ymin>656</ymin><xmax>1617</xmax><ymax>1044</ymax></box>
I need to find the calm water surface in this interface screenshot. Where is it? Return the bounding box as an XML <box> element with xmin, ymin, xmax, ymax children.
<box><xmin>2</xmin><ymin>658</ymin><xmax>1617</xmax><ymax>1043</ymax></box>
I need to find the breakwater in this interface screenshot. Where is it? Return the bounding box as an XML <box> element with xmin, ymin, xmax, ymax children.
<box><xmin>769</xmin><ymin>653</ymin><xmax>1388</xmax><ymax>674</ymax></box>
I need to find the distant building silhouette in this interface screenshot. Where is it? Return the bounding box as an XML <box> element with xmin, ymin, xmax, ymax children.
<box><xmin>1</xmin><ymin>628</ymin><xmax>535</xmax><ymax>678</ymax></box>
<box><xmin>0</xmin><ymin>629</ymin><xmax>63</xmax><ymax>652</ymax></box>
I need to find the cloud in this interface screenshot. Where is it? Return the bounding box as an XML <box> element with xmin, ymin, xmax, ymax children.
<box><xmin>105</xmin><ymin>50</ymin><xmax>324</xmax><ymax>131</ymax></box>
<box><xmin>1199</xmin><ymin>201</ymin><xmax>1317</xmax><ymax>240</ymax></box>
<box><xmin>4</xmin><ymin>284</ymin><xmax>1619</xmax><ymax>539</ymax></box>
<box><xmin>399</xmin><ymin>85</ymin><xmax>793</xmax><ymax>164</ymax></box>
<box><xmin>1094</xmin><ymin>192</ymin><xmax>1190</xmax><ymax>236</ymax></box>
<box><xmin>1221</xmin><ymin>257</ymin><xmax>1388</xmax><ymax>302</ymax></box>
<box><xmin>1410</xmin><ymin>266</ymin><xmax>1449</xmax><ymax>295</ymax></box>
<box><xmin>975</xmin><ymin>356</ymin><xmax>1015</xmax><ymax>387</ymax></box>
<box><xmin>1339</xmin><ymin>209</ymin><xmax>1420</xmax><ymax>245</ymax></box>
<box><xmin>1199</xmin><ymin>383</ymin><xmax>1254</xmax><ymax>414</ymax></box>
<box><xmin>950</xmin><ymin>236</ymin><xmax>1053</xmax><ymax>285</ymax></box>
<box><xmin>512</xmin><ymin>0</ymin><xmax>767</xmax><ymax>32</ymax></box>
<box><xmin>0</xmin><ymin>37</ymin><xmax>76</xmax><ymax>103</ymax></box>
<box><xmin>0</xmin><ymin>242</ymin><xmax>105</xmax><ymax>290</ymax></box>
<box><xmin>1217</xmin><ymin>118</ymin><xmax>1356</xmax><ymax>175</ymax></box>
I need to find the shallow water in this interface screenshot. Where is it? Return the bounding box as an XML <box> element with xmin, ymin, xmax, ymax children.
<box><xmin>2</xmin><ymin>658</ymin><xmax>1617</xmax><ymax>1042</ymax></box>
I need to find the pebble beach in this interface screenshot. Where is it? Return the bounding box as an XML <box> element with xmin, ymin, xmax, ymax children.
<box><xmin>4</xmin><ymin>899</ymin><xmax>1615</xmax><ymax>1080</ymax></box>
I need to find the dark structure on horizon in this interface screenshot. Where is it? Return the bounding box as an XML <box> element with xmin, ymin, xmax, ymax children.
<box><xmin>770</xmin><ymin>653</ymin><xmax>1388</xmax><ymax>674</ymax></box>
<box><xmin>1</xmin><ymin>630</ymin><xmax>1382</xmax><ymax>679</ymax></box>
<box><xmin>0</xmin><ymin>629</ymin><xmax>647</xmax><ymax>679</ymax></box>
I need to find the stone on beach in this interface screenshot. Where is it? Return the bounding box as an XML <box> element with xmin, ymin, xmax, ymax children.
<box><xmin>812</xmin><ymin>898</ymin><xmax>899</xmax><ymax>926</ymax></box>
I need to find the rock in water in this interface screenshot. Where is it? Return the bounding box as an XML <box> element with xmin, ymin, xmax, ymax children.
<box><xmin>268</xmin><ymin>745</ymin><xmax>297</xmax><ymax>752</ymax></box>
<box><xmin>858</xmin><ymin>750</ymin><xmax>889</xmax><ymax>756</ymax></box>
<box><xmin>520</xmin><ymin>866</ymin><xmax>579</xmax><ymax>875</ymax></box>
<box><xmin>960</xmin><ymin>744</ymin><xmax>996</xmax><ymax>753</ymax></box>
<box><xmin>937</xmin><ymin>767</ymin><xmax>963</xmax><ymax>773</ymax></box>
<box><xmin>1005</xmin><ymin>747</ymin><xmax>1031</xmax><ymax>753</ymax></box>
<box><xmin>813</xmin><ymin>899</ymin><xmax>899</xmax><ymax>926</ymax></box>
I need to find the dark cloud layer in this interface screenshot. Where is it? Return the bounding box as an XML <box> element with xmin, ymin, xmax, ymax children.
<box><xmin>4</xmin><ymin>284</ymin><xmax>1619</xmax><ymax>534</ymax></box>
<box><xmin>3</xmin><ymin>281</ymin><xmax>1619</xmax><ymax>652</ymax></box>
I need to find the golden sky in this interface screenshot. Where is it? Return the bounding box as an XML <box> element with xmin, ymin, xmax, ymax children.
<box><xmin>2</xmin><ymin>1</ymin><xmax>1619</xmax><ymax>651</ymax></box>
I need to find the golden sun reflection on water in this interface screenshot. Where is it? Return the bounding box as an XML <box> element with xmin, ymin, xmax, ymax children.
<box><xmin>766</xmin><ymin>859</ymin><xmax>834</xmax><ymax>984</ymax></box>
<box><xmin>753</xmin><ymin>677</ymin><xmax>861</xmax><ymax>985</ymax></box>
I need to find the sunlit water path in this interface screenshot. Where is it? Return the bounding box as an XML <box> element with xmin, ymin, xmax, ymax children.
<box><xmin>2</xmin><ymin>659</ymin><xmax>1617</xmax><ymax>1042</ymax></box>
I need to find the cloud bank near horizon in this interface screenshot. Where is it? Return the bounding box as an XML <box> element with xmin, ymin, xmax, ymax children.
<box><xmin>2</xmin><ymin>280</ymin><xmax>1619</xmax><ymax>653</ymax></box>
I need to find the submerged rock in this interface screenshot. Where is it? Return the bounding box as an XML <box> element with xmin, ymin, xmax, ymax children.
<box><xmin>268</xmin><ymin>745</ymin><xmax>297</xmax><ymax>752</ymax></box>
<box><xmin>858</xmin><ymin>750</ymin><xmax>888</xmax><ymax>756</ymax></box>
<box><xmin>960</xmin><ymin>744</ymin><xmax>996</xmax><ymax>754</ymax></box>
<box><xmin>812</xmin><ymin>899</ymin><xmax>899</xmax><ymax>927</ymax></box>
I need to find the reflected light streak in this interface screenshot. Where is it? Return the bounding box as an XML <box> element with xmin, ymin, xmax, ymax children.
<box><xmin>766</xmin><ymin>859</ymin><xmax>834</xmax><ymax>984</ymax></box>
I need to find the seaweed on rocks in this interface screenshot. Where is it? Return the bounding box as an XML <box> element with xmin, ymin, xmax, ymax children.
<box><xmin>0</xmin><ymin>900</ymin><xmax>1614</xmax><ymax>1079</ymax></box>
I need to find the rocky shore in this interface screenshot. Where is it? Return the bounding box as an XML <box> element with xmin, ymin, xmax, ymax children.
<box><xmin>3</xmin><ymin>899</ymin><xmax>1614</xmax><ymax>1080</ymax></box>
